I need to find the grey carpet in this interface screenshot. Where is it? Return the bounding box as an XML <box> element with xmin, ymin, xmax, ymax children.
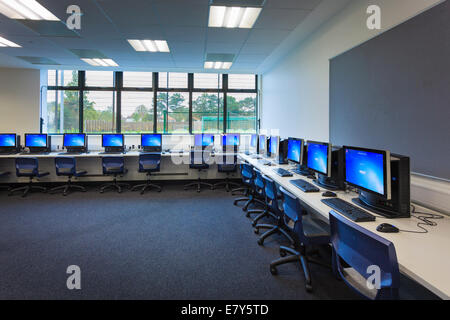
<box><xmin>0</xmin><ymin>183</ymin><xmax>436</xmax><ymax>300</ymax></box>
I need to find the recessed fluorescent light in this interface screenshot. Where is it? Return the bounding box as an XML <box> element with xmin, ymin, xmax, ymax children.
<box><xmin>204</xmin><ymin>61</ymin><xmax>232</xmax><ymax>70</ymax></box>
<box><xmin>127</xmin><ymin>39</ymin><xmax>170</xmax><ymax>52</ymax></box>
<box><xmin>209</xmin><ymin>5</ymin><xmax>262</xmax><ymax>29</ymax></box>
<box><xmin>0</xmin><ymin>36</ymin><xmax>20</xmax><ymax>47</ymax></box>
<box><xmin>0</xmin><ymin>0</ymin><xmax>59</xmax><ymax>21</ymax></box>
<box><xmin>82</xmin><ymin>58</ymin><xmax>118</xmax><ymax>67</ymax></box>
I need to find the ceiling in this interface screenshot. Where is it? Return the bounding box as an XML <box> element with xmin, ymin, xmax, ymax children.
<box><xmin>0</xmin><ymin>0</ymin><xmax>348</xmax><ymax>73</ymax></box>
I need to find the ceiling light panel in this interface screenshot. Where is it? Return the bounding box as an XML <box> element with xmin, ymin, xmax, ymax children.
<box><xmin>208</xmin><ymin>6</ymin><xmax>262</xmax><ymax>28</ymax></box>
<box><xmin>82</xmin><ymin>58</ymin><xmax>118</xmax><ymax>67</ymax></box>
<box><xmin>0</xmin><ymin>36</ymin><xmax>20</xmax><ymax>47</ymax></box>
<box><xmin>204</xmin><ymin>61</ymin><xmax>232</xmax><ymax>70</ymax></box>
<box><xmin>0</xmin><ymin>0</ymin><xmax>59</xmax><ymax>21</ymax></box>
<box><xmin>127</xmin><ymin>39</ymin><xmax>170</xmax><ymax>52</ymax></box>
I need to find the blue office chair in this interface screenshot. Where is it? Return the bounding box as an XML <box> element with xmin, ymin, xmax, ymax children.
<box><xmin>329</xmin><ymin>210</ymin><xmax>400</xmax><ymax>300</ymax></box>
<box><xmin>184</xmin><ymin>149</ymin><xmax>213</xmax><ymax>192</ymax></box>
<box><xmin>245</xmin><ymin>168</ymin><xmax>268</xmax><ymax>221</ymax></box>
<box><xmin>100</xmin><ymin>156</ymin><xmax>130</xmax><ymax>193</ymax></box>
<box><xmin>131</xmin><ymin>153</ymin><xmax>162</xmax><ymax>194</ymax></box>
<box><xmin>50</xmin><ymin>157</ymin><xmax>87</xmax><ymax>196</ymax></box>
<box><xmin>9</xmin><ymin>158</ymin><xmax>49</xmax><ymax>197</ymax></box>
<box><xmin>231</xmin><ymin>162</ymin><xmax>252</xmax><ymax>198</ymax></box>
<box><xmin>233</xmin><ymin>163</ymin><xmax>264</xmax><ymax>211</ymax></box>
<box><xmin>254</xmin><ymin>175</ymin><xmax>295</xmax><ymax>246</ymax></box>
<box><xmin>269</xmin><ymin>186</ymin><xmax>330</xmax><ymax>292</ymax></box>
<box><xmin>0</xmin><ymin>171</ymin><xmax>10</xmax><ymax>191</ymax></box>
<box><xmin>213</xmin><ymin>154</ymin><xmax>240</xmax><ymax>192</ymax></box>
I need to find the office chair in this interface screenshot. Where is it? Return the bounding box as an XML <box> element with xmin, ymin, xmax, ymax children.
<box><xmin>131</xmin><ymin>153</ymin><xmax>162</xmax><ymax>194</ymax></box>
<box><xmin>269</xmin><ymin>186</ymin><xmax>330</xmax><ymax>292</ymax></box>
<box><xmin>233</xmin><ymin>163</ymin><xmax>265</xmax><ymax>211</ymax></box>
<box><xmin>100</xmin><ymin>156</ymin><xmax>130</xmax><ymax>193</ymax></box>
<box><xmin>231</xmin><ymin>162</ymin><xmax>251</xmax><ymax>196</ymax></box>
<box><xmin>213</xmin><ymin>154</ymin><xmax>240</xmax><ymax>192</ymax></box>
<box><xmin>50</xmin><ymin>157</ymin><xmax>87</xmax><ymax>196</ymax></box>
<box><xmin>329</xmin><ymin>210</ymin><xmax>400</xmax><ymax>300</ymax></box>
<box><xmin>9</xmin><ymin>158</ymin><xmax>49</xmax><ymax>197</ymax></box>
<box><xmin>254</xmin><ymin>175</ymin><xmax>295</xmax><ymax>246</ymax></box>
<box><xmin>245</xmin><ymin>168</ymin><xmax>268</xmax><ymax>220</ymax></box>
<box><xmin>184</xmin><ymin>149</ymin><xmax>213</xmax><ymax>192</ymax></box>
<box><xmin>0</xmin><ymin>171</ymin><xmax>10</xmax><ymax>191</ymax></box>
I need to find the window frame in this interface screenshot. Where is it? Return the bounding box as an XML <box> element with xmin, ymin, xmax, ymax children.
<box><xmin>45</xmin><ymin>71</ymin><xmax>258</xmax><ymax>135</ymax></box>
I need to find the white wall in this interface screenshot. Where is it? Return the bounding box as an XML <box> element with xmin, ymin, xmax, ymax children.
<box><xmin>0</xmin><ymin>67</ymin><xmax>41</xmax><ymax>135</ymax></box>
<box><xmin>261</xmin><ymin>0</ymin><xmax>443</xmax><ymax>141</ymax></box>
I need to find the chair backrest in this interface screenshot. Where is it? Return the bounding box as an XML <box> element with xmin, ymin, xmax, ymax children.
<box><xmin>329</xmin><ymin>210</ymin><xmax>400</xmax><ymax>297</ymax></box>
<box><xmin>253</xmin><ymin>168</ymin><xmax>265</xmax><ymax>191</ymax></box>
<box><xmin>190</xmin><ymin>150</ymin><xmax>211</xmax><ymax>166</ymax></box>
<box><xmin>102</xmin><ymin>156</ymin><xmax>124</xmax><ymax>174</ymax></box>
<box><xmin>55</xmin><ymin>157</ymin><xmax>76</xmax><ymax>176</ymax></box>
<box><xmin>15</xmin><ymin>157</ymin><xmax>39</xmax><ymax>177</ymax></box>
<box><xmin>262</xmin><ymin>174</ymin><xmax>277</xmax><ymax>201</ymax></box>
<box><xmin>217</xmin><ymin>154</ymin><xmax>237</xmax><ymax>171</ymax></box>
<box><xmin>279</xmin><ymin>186</ymin><xmax>301</xmax><ymax>222</ymax></box>
<box><xmin>139</xmin><ymin>153</ymin><xmax>161</xmax><ymax>172</ymax></box>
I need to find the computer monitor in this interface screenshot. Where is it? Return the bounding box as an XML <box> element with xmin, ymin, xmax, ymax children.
<box><xmin>141</xmin><ymin>134</ymin><xmax>162</xmax><ymax>152</ymax></box>
<box><xmin>63</xmin><ymin>133</ymin><xmax>86</xmax><ymax>152</ymax></box>
<box><xmin>102</xmin><ymin>134</ymin><xmax>124</xmax><ymax>152</ymax></box>
<box><xmin>0</xmin><ymin>133</ymin><xmax>18</xmax><ymax>154</ymax></box>
<box><xmin>194</xmin><ymin>134</ymin><xmax>214</xmax><ymax>149</ymax></box>
<box><xmin>306</xmin><ymin>141</ymin><xmax>332</xmax><ymax>177</ymax></box>
<box><xmin>250</xmin><ymin>134</ymin><xmax>257</xmax><ymax>149</ymax></box>
<box><xmin>222</xmin><ymin>133</ymin><xmax>240</xmax><ymax>152</ymax></box>
<box><xmin>343</xmin><ymin>146</ymin><xmax>409</xmax><ymax>218</ymax></box>
<box><xmin>268</xmin><ymin>136</ymin><xmax>279</xmax><ymax>158</ymax></box>
<box><xmin>25</xmin><ymin>133</ymin><xmax>48</xmax><ymax>153</ymax></box>
<box><xmin>287</xmin><ymin>137</ymin><xmax>304</xmax><ymax>164</ymax></box>
<box><xmin>344</xmin><ymin>146</ymin><xmax>391</xmax><ymax>200</ymax></box>
<box><xmin>258</xmin><ymin>135</ymin><xmax>266</xmax><ymax>155</ymax></box>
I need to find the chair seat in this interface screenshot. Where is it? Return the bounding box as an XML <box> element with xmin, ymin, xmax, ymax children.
<box><xmin>141</xmin><ymin>164</ymin><xmax>159</xmax><ymax>171</ymax></box>
<box><xmin>302</xmin><ymin>216</ymin><xmax>330</xmax><ymax>238</ymax></box>
<box><xmin>18</xmin><ymin>170</ymin><xmax>49</xmax><ymax>178</ymax></box>
<box><xmin>0</xmin><ymin>171</ymin><xmax>10</xmax><ymax>177</ymax></box>
<box><xmin>105</xmin><ymin>168</ymin><xmax>127</xmax><ymax>174</ymax></box>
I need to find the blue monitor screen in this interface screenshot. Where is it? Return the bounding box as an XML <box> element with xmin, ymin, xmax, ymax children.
<box><xmin>142</xmin><ymin>134</ymin><xmax>162</xmax><ymax>147</ymax></box>
<box><xmin>269</xmin><ymin>136</ymin><xmax>278</xmax><ymax>155</ymax></box>
<box><xmin>0</xmin><ymin>134</ymin><xmax>16</xmax><ymax>147</ymax></box>
<box><xmin>345</xmin><ymin>148</ymin><xmax>385</xmax><ymax>196</ymax></box>
<box><xmin>25</xmin><ymin>134</ymin><xmax>47</xmax><ymax>147</ymax></box>
<box><xmin>259</xmin><ymin>136</ymin><xmax>266</xmax><ymax>151</ymax></box>
<box><xmin>64</xmin><ymin>134</ymin><xmax>85</xmax><ymax>147</ymax></box>
<box><xmin>307</xmin><ymin>142</ymin><xmax>329</xmax><ymax>175</ymax></box>
<box><xmin>194</xmin><ymin>134</ymin><xmax>214</xmax><ymax>147</ymax></box>
<box><xmin>103</xmin><ymin>134</ymin><xmax>124</xmax><ymax>147</ymax></box>
<box><xmin>223</xmin><ymin>134</ymin><xmax>240</xmax><ymax>146</ymax></box>
<box><xmin>287</xmin><ymin>139</ymin><xmax>302</xmax><ymax>163</ymax></box>
<box><xmin>250</xmin><ymin>134</ymin><xmax>257</xmax><ymax>148</ymax></box>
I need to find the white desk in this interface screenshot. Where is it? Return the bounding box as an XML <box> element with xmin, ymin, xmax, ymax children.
<box><xmin>239</xmin><ymin>153</ymin><xmax>450</xmax><ymax>300</ymax></box>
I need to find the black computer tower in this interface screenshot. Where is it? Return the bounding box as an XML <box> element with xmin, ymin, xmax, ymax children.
<box><xmin>316</xmin><ymin>147</ymin><xmax>345</xmax><ymax>190</ymax></box>
<box><xmin>276</xmin><ymin>139</ymin><xmax>288</xmax><ymax>164</ymax></box>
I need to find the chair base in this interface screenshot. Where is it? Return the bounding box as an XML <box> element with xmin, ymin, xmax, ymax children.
<box><xmin>184</xmin><ymin>178</ymin><xmax>213</xmax><ymax>193</ymax></box>
<box><xmin>100</xmin><ymin>178</ymin><xmax>130</xmax><ymax>194</ymax></box>
<box><xmin>50</xmin><ymin>178</ymin><xmax>86</xmax><ymax>196</ymax></box>
<box><xmin>213</xmin><ymin>178</ymin><xmax>240</xmax><ymax>192</ymax></box>
<box><xmin>9</xmin><ymin>183</ymin><xmax>47</xmax><ymax>198</ymax></box>
<box><xmin>269</xmin><ymin>245</ymin><xmax>330</xmax><ymax>293</ymax></box>
<box><xmin>254</xmin><ymin>224</ymin><xmax>295</xmax><ymax>247</ymax></box>
<box><xmin>231</xmin><ymin>186</ymin><xmax>248</xmax><ymax>196</ymax></box>
<box><xmin>131</xmin><ymin>181</ymin><xmax>162</xmax><ymax>194</ymax></box>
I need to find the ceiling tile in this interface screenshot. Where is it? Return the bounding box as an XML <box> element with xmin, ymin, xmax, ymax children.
<box><xmin>254</xmin><ymin>9</ymin><xmax>309</xmax><ymax>30</ymax></box>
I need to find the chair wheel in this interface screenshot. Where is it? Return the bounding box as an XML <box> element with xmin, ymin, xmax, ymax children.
<box><xmin>257</xmin><ymin>239</ymin><xmax>263</xmax><ymax>246</ymax></box>
<box><xmin>63</xmin><ymin>193</ymin><xmax>67</xmax><ymax>196</ymax></box>
<box><xmin>270</xmin><ymin>266</ymin><xmax>278</xmax><ymax>275</ymax></box>
<box><xmin>158</xmin><ymin>189</ymin><xmax>162</xmax><ymax>193</ymax></box>
<box><xmin>251</xmin><ymin>221</ymin><xmax>257</xmax><ymax>227</ymax></box>
<box><xmin>100</xmin><ymin>190</ymin><xmax>104</xmax><ymax>193</ymax></box>
<box><xmin>253</xmin><ymin>228</ymin><xmax>259</xmax><ymax>234</ymax></box>
<box><xmin>305</xmin><ymin>284</ymin><xmax>313</xmax><ymax>292</ymax></box>
<box><xmin>118</xmin><ymin>190</ymin><xmax>122</xmax><ymax>193</ymax></box>
<box><xmin>280</xmin><ymin>249</ymin><xmax>287</xmax><ymax>257</ymax></box>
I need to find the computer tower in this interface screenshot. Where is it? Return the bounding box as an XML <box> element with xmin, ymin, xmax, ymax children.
<box><xmin>315</xmin><ymin>147</ymin><xmax>345</xmax><ymax>190</ymax></box>
<box><xmin>355</xmin><ymin>153</ymin><xmax>410</xmax><ymax>218</ymax></box>
<box><xmin>275</xmin><ymin>139</ymin><xmax>288</xmax><ymax>164</ymax></box>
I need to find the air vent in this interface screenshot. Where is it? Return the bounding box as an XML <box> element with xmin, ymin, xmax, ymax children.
<box><xmin>69</xmin><ymin>49</ymin><xmax>108</xmax><ymax>59</ymax></box>
<box><xmin>17</xmin><ymin>56</ymin><xmax>60</xmax><ymax>65</ymax></box>
<box><xmin>210</xmin><ymin>0</ymin><xmax>265</xmax><ymax>6</ymax></box>
<box><xmin>205</xmin><ymin>53</ymin><xmax>235</xmax><ymax>62</ymax></box>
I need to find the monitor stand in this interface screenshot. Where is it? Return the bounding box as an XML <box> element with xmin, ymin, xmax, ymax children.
<box><xmin>292</xmin><ymin>164</ymin><xmax>312</xmax><ymax>176</ymax></box>
<box><xmin>312</xmin><ymin>174</ymin><xmax>344</xmax><ymax>191</ymax></box>
<box><xmin>104</xmin><ymin>146</ymin><xmax>125</xmax><ymax>154</ymax></box>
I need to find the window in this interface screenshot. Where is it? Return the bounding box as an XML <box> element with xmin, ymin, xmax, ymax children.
<box><xmin>192</xmin><ymin>92</ymin><xmax>223</xmax><ymax>133</ymax></box>
<box><xmin>43</xmin><ymin>71</ymin><xmax>258</xmax><ymax>134</ymax></box>
<box><xmin>121</xmin><ymin>92</ymin><xmax>153</xmax><ymax>133</ymax></box>
<box><xmin>123</xmin><ymin>72</ymin><xmax>152</xmax><ymax>88</ymax></box>
<box><xmin>157</xmin><ymin>92</ymin><xmax>189</xmax><ymax>133</ymax></box>
<box><xmin>226</xmin><ymin>93</ymin><xmax>257</xmax><ymax>133</ymax></box>
<box><xmin>83</xmin><ymin>91</ymin><xmax>116</xmax><ymax>133</ymax></box>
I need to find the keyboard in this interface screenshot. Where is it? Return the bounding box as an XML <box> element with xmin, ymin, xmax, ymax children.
<box><xmin>258</xmin><ymin>159</ymin><xmax>271</xmax><ymax>166</ymax></box>
<box><xmin>251</xmin><ymin>155</ymin><xmax>262</xmax><ymax>159</ymax></box>
<box><xmin>273</xmin><ymin>168</ymin><xmax>293</xmax><ymax>177</ymax></box>
<box><xmin>289</xmin><ymin>179</ymin><xmax>320</xmax><ymax>193</ymax></box>
<box><xmin>321</xmin><ymin>198</ymin><xmax>376</xmax><ymax>222</ymax></box>
<box><xmin>99</xmin><ymin>152</ymin><xmax>126</xmax><ymax>155</ymax></box>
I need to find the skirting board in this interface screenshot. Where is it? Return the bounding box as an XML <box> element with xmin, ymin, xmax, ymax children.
<box><xmin>411</xmin><ymin>173</ymin><xmax>450</xmax><ymax>215</ymax></box>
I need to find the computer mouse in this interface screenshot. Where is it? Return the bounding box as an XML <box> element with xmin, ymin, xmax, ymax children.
<box><xmin>322</xmin><ymin>191</ymin><xmax>337</xmax><ymax>197</ymax></box>
<box><xmin>376</xmin><ymin>223</ymin><xmax>399</xmax><ymax>233</ymax></box>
